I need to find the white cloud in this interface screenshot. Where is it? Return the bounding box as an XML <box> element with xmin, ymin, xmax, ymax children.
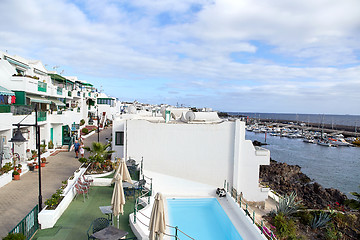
<box><xmin>0</xmin><ymin>0</ymin><xmax>359</xmax><ymax>114</ymax></box>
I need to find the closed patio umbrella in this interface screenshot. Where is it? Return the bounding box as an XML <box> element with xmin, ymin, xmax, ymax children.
<box><xmin>112</xmin><ymin>158</ymin><xmax>132</xmax><ymax>184</ymax></box>
<box><xmin>111</xmin><ymin>173</ymin><xmax>125</xmax><ymax>228</ymax></box>
<box><xmin>149</xmin><ymin>192</ymin><xmax>166</xmax><ymax>240</ymax></box>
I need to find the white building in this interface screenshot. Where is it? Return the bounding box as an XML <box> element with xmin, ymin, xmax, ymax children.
<box><xmin>0</xmin><ymin>51</ymin><xmax>120</xmax><ymax>168</ymax></box>
<box><xmin>112</xmin><ymin>109</ymin><xmax>270</xmax><ymax>203</ymax></box>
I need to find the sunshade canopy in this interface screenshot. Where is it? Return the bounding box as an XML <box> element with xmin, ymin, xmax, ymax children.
<box><xmin>51</xmin><ymin>99</ymin><xmax>66</xmax><ymax>107</ymax></box>
<box><xmin>27</xmin><ymin>95</ymin><xmax>51</xmax><ymax>104</ymax></box>
<box><xmin>0</xmin><ymin>86</ymin><xmax>15</xmax><ymax>96</ymax></box>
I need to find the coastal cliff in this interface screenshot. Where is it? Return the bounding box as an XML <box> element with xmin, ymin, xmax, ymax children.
<box><xmin>260</xmin><ymin>159</ymin><xmax>348</xmax><ymax>209</ymax></box>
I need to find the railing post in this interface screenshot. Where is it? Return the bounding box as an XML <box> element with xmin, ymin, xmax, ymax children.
<box><xmin>133</xmin><ymin>206</ymin><xmax>137</xmax><ymax>223</ymax></box>
<box><xmin>224</xmin><ymin>180</ymin><xmax>226</xmax><ymax>189</ymax></box>
<box><xmin>239</xmin><ymin>195</ymin><xmax>242</xmax><ymax>208</ymax></box>
<box><xmin>246</xmin><ymin>203</ymin><xmax>248</xmax><ymax>214</ymax></box>
<box><xmin>261</xmin><ymin>220</ymin><xmax>263</xmax><ymax>234</ymax></box>
<box><xmin>150</xmin><ymin>178</ymin><xmax>153</xmax><ymax>196</ymax></box>
<box><xmin>175</xmin><ymin>226</ymin><xmax>178</xmax><ymax>239</ymax></box>
<box><xmin>148</xmin><ymin>195</ymin><xmax>150</xmax><ymax>204</ymax></box>
<box><xmin>141</xmin><ymin>157</ymin><xmax>143</xmax><ymax>176</ymax></box>
<box><xmin>253</xmin><ymin>210</ymin><xmax>255</xmax><ymax>224</ymax></box>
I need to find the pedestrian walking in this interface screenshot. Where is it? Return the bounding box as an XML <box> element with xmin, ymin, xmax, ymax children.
<box><xmin>79</xmin><ymin>143</ymin><xmax>85</xmax><ymax>158</ymax></box>
<box><xmin>74</xmin><ymin>140</ymin><xmax>80</xmax><ymax>158</ymax></box>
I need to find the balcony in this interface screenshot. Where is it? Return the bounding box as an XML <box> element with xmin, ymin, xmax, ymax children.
<box><xmin>37</xmin><ymin>111</ymin><xmax>47</xmax><ymax>122</ymax></box>
<box><xmin>57</xmin><ymin>87</ymin><xmax>63</xmax><ymax>95</ymax></box>
<box><xmin>11</xmin><ymin>105</ymin><xmax>32</xmax><ymax>115</ymax></box>
<box><xmin>38</xmin><ymin>82</ymin><xmax>47</xmax><ymax>92</ymax></box>
<box><xmin>68</xmin><ymin>91</ymin><xmax>72</xmax><ymax>97</ymax></box>
<box><xmin>0</xmin><ymin>105</ymin><xmax>11</xmax><ymax>113</ymax></box>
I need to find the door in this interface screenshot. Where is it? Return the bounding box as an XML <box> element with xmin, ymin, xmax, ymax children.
<box><xmin>62</xmin><ymin>125</ymin><xmax>70</xmax><ymax>145</ymax></box>
<box><xmin>50</xmin><ymin>128</ymin><xmax>53</xmax><ymax>142</ymax></box>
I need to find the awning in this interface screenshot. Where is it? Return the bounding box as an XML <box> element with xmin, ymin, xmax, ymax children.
<box><xmin>27</xmin><ymin>95</ymin><xmax>51</xmax><ymax>104</ymax></box>
<box><xmin>0</xmin><ymin>86</ymin><xmax>15</xmax><ymax>96</ymax></box>
<box><xmin>49</xmin><ymin>74</ymin><xmax>74</xmax><ymax>84</ymax></box>
<box><xmin>4</xmin><ymin>56</ymin><xmax>30</xmax><ymax>69</ymax></box>
<box><xmin>51</xmin><ymin>99</ymin><xmax>66</xmax><ymax>107</ymax></box>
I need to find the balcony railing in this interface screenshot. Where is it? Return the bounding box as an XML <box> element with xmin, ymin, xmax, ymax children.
<box><xmin>38</xmin><ymin>82</ymin><xmax>47</xmax><ymax>92</ymax></box>
<box><xmin>68</xmin><ymin>91</ymin><xmax>72</xmax><ymax>97</ymax></box>
<box><xmin>0</xmin><ymin>105</ymin><xmax>11</xmax><ymax>113</ymax></box>
<box><xmin>37</xmin><ymin>111</ymin><xmax>47</xmax><ymax>122</ymax></box>
<box><xmin>11</xmin><ymin>105</ymin><xmax>32</xmax><ymax>115</ymax></box>
<box><xmin>57</xmin><ymin>87</ymin><xmax>63</xmax><ymax>95</ymax></box>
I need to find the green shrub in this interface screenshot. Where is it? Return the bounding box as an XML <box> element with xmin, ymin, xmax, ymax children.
<box><xmin>295</xmin><ymin>211</ymin><xmax>314</xmax><ymax>225</ymax></box>
<box><xmin>44</xmin><ymin>189</ymin><xmax>64</xmax><ymax>210</ymax></box>
<box><xmin>78</xmin><ymin>157</ymin><xmax>88</xmax><ymax>164</ymax></box>
<box><xmin>80</xmin><ymin>119</ymin><xmax>85</xmax><ymax>126</ymax></box>
<box><xmin>81</xmin><ymin>128</ymin><xmax>89</xmax><ymax>134</ymax></box>
<box><xmin>3</xmin><ymin>233</ymin><xmax>26</xmax><ymax>240</ymax></box>
<box><xmin>273</xmin><ymin>213</ymin><xmax>297</xmax><ymax>239</ymax></box>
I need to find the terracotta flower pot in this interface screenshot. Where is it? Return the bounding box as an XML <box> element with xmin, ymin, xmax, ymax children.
<box><xmin>13</xmin><ymin>175</ymin><xmax>20</xmax><ymax>180</ymax></box>
<box><xmin>41</xmin><ymin>163</ymin><xmax>46</xmax><ymax>167</ymax></box>
<box><xmin>35</xmin><ymin>165</ymin><xmax>39</xmax><ymax>169</ymax></box>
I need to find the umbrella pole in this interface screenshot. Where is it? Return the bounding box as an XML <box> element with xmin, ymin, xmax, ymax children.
<box><xmin>117</xmin><ymin>215</ymin><xmax>120</xmax><ymax>228</ymax></box>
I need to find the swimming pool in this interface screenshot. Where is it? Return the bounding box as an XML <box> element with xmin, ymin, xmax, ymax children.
<box><xmin>167</xmin><ymin>198</ymin><xmax>243</xmax><ymax>240</ymax></box>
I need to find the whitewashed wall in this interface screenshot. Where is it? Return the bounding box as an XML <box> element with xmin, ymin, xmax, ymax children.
<box><xmin>125</xmin><ymin>120</ymin><xmax>236</xmax><ymax>192</ymax></box>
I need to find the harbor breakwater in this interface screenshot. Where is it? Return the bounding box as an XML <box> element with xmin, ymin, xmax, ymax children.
<box><xmin>225</xmin><ymin>112</ymin><xmax>360</xmax><ymax>137</ymax></box>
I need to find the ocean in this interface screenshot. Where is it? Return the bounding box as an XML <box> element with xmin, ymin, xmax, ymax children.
<box><xmin>229</xmin><ymin>112</ymin><xmax>360</xmax><ymax>128</ymax></box>
<box><xmin>246</xmin><ymin>131</ymin><xmax>360</xmax><ymax>198</ymax></box>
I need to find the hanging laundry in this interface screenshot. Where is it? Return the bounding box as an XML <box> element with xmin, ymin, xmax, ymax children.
<box><xmin>0</xmin><ymin>95</ymin><xmax>4</xmax><ymax>104</ymax></box>
<box><xmin>8</xmin><ymin>95</ymin><xmax>11</xmax><ymax>104</ymax></box>
<box><xmin>11</xmin><ymin>95</ymin><xmax>16</xmax><ymax>104</ymax></box>
<box><xmin>3</xmin><ymin>96</ymin><xmax>8</xmax><ymax>105</ymax></box>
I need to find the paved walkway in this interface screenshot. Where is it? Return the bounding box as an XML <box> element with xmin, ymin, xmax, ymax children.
<box><xmin>0</xmin><ymin>127</ymin><xmax>112</xmax><ymax>238</ymax></box>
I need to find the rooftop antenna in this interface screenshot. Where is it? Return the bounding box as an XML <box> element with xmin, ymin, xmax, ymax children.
<box><xmin>60</xmin><ymin>70</ymin><xmax>64</xmax><ymax>75</ymax></box>
<box><xmin>53</xmin><ymin>65</ymin><xmax>60</xmax><ymax>70</ymax></box>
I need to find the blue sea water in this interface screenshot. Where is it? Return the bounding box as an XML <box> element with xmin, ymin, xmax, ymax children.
<box><xmin>246</xmin><ymin>131</ymin><xmax>360</xmax><ymax>197</ymax></box>
<box><xmin>229</xmin><ymin>112</ymin><xmax>360</xmax><ymax>127</ymax></box>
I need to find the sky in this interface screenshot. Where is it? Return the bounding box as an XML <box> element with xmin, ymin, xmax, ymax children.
<box><xmin>1</xmin><ymin>0</ymin><xmax>360</xmax><ymax>115</ymax></box>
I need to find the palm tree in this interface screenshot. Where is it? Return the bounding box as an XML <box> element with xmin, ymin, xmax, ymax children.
<box><xmin>84</xmin><ymin>142</ymin><xmax>114</xmax><ymax>170</ymax></box>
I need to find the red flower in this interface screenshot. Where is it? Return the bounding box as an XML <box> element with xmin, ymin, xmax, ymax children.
<box><xmin>335</xmin><ymin>202</ymin><xmax>339</xmax><ymax>205</ymax></box>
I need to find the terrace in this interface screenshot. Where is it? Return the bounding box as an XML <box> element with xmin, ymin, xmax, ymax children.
<box><xmin>32</xmin><ymin>171</ymin><xmax>141</xmax><ymax>240</ymax></box>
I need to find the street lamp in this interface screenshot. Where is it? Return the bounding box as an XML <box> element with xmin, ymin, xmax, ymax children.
<box><xmin>97</xmin><ymin>107</ymin><xmax>99</xmax><ymax>142</ymax></box>
<box><xmin>9</xmin><ymin>105</ymin><xmax>43</xmax><ymax>211</ymax></box>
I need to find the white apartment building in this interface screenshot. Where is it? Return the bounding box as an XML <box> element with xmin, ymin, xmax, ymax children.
<box><xmin>0</xmin><ymin>51</ymin><xmax>120</xmax><ymax>167</ymax></box>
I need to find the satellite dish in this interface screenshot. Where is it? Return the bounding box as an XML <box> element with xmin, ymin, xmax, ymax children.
<box><xmin>185</xmin><ymin>111</ymin><xmax>195</xmax><ymax>122</ymax></box>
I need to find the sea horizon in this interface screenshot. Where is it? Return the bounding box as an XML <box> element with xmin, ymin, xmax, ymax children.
<box><xmin>227</xmin><ymin>112</ymin><xmax>360</xmax><ymax>128</ymax></box>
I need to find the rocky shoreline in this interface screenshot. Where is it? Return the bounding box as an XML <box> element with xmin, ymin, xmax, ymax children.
<box><xmin>260</xmin><ymin>159</ymin><xmax>348</xmax><ymax>209</ymax></box>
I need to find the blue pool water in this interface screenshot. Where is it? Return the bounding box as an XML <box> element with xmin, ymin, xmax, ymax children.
<box><xmin>167</xmin><ymin>198</ymin><xmax>243</xmax><ymax>240</ymax></box>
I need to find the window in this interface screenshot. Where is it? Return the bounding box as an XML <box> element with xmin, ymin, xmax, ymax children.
<box><xmin>115</xmin><ymin>131</ymin><xmax>124</xmax><ymax>146</ymax></box>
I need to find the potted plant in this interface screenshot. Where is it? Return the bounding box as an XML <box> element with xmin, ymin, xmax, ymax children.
<box><xmin>13</xmin><ymin>170</ymin><xmax>20</xmax><ymax>180</ymax></box>
<box><xmin>34</xmin><ymin>162</ymin><xmax>39</xmax><ymax>169</ymax></box>
<box><xmin>17</xmin><ymin>164</ymin><xmax>22</xmax><ymax>173</ymax></box>
<box><xmin>41</xmin><ymin>157</ymin><xmax>47</xmax><ymax>167</ymax></box>
<box><xmin>27</xmin><ymin>162</ymin><xmax>35</xmax><ymax>171</ymax></box>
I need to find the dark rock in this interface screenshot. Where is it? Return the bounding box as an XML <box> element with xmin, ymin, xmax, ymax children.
<box><xmin>260</xmin><ymin>160</ymin><xmax>348</xmax><ymax>209</ymax></box>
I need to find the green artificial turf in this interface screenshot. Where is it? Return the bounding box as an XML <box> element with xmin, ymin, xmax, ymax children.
<box><xmin>33</xmin><ymin>186</ymin><xmax>137</xmax><ymax>240</ymax></box>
